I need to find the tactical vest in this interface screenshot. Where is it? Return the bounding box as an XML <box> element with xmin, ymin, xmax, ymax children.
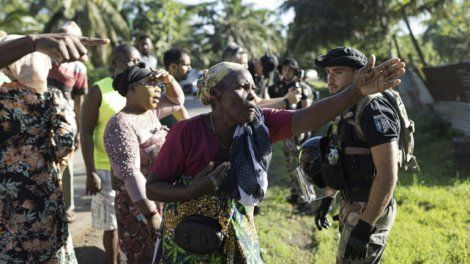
<box><xmin>322</xmin><ymin>100</ymin><xmax>383</xmax><ymax>202</ymax></box>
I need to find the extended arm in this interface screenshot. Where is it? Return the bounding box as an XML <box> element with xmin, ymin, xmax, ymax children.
<box><xmin>292</xmin><ymin>56</ymin><xmax>406</xmax><ymax>135</ymax></box>
<box><xmin>0</xmin><ymin>34</ymin><xmax>109</xmax><ymax>68</ymax></box>
<box><xmin>0</xmin><ymin>36</ymin><xmax>35</xmax><ymax>68</ymax></box>
<box><xmin>292</xmin><ymin>83</ymin><xmax>362</xmax><ymax>134</ymax></box>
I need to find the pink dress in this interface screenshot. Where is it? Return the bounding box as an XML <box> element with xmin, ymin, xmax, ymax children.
<box><xmin>103</xmin><ymin>94</ymin><xmax>181</xmax><ymax>263</ymax></box>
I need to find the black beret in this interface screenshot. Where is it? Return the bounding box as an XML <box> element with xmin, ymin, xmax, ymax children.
<box><xmin>315</xmin><ymin>47</ymin><xmax>367</xmax><ymax>69</ymax></box>
<box><xmin>113</xmin><ymin>62</ymin><xmax>152</xmax><ymax>96</ymax></box>
<box><xmin>278</xmin><ymin>58</ymin><xmax>300</xmax><ymax>73</ymax></box>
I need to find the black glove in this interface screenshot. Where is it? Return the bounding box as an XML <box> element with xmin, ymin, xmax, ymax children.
<box><xmin>315</xmin><ymin>196</ymin><xmax>334</xmax><ymax>231</ymax></box>
<box><xmin>344</xmin><ymin>219</ymin><xmax>376</xmax><ymax>260</ymax></box>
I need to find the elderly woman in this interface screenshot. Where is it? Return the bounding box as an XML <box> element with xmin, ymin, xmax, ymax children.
<box><xmin>0</xmin><ymin>35</ymin><xmax>77</xmax><ymax>263</ymax></box>
<box><xmin>146</xmin><ymin>58</ymin><xmax>405</xmax><ymax>263</ymax></box>
<box><xmin>103</xmin><ymin>63</ymin><xmax>184</xmax><ymax>263</ymax></box>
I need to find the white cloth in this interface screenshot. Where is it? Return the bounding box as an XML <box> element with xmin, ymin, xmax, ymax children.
<box><xmin>91</xmin><ymin>170</ymin><xmax>118</xmax><ymax>231</ymax></box>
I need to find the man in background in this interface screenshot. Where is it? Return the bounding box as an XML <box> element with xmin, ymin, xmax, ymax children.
<box><xmin>137</xmin><ymin>34</ymin><xmax>157</xmax><ymax>69</ymax></box>
<box><xmin>159</xmin><ymin>47</ymin><xmax>191</xmax><ymax>127</ymax></box>
<box><xmin>80</xmin><ymin>44</ymin><xmax>141</xmax><ymax>264</ymax></box>
<box><xmin>268</xmin><ymin>58</ymin><xmax>314</xmax><ymax>212</ymax></box>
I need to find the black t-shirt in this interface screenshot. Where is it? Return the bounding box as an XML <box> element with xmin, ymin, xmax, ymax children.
<box><xmin>343</xmin><ymin>96</ymin><xmax>400</xmax><ymax>148</ymax></box>
<box><xmin>339</xmin><ymin>97</ymin><xmax>400</xmax><ymax>201</ymax></box>
<box><xmin>267</xmin><ymin>80</ymin><xmax>309</xmax><ymax>109</ymax></box>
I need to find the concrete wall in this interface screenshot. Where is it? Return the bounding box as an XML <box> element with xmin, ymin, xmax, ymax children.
<box><xmin>434</xmin><ymin>101</ymin><xmax>470</xmax><ymax>136</ymax></box>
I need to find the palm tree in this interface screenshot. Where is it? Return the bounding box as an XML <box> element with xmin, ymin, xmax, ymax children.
<box><xmin>187</xmin><ymin>0</ymin><xmax>286</xmax><ymax>67</ymax></box>
<box><xmin>0</xmin><ymin>0</ymin><xmax>42</xmax><ymax>34</ymax></box>
<box><xmin>281</xmin><ymin>0</ymin><xmax>451</xmax><ymax>62</ymax></box>
<box><xmin>29</xmin><ymin>0</ymin><xmax>131</xmax><ymax>66</ymax></box>
<box><xmin>121</xmin><ymin>0</ymin><xmax>193</xmax><ymax>60</ymax></box>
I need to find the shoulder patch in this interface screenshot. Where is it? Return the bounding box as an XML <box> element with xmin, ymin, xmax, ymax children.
<box><xmin>373</xmin><ymin>114</ymin><xmax>391</xmax><ymax>133</ymax></box>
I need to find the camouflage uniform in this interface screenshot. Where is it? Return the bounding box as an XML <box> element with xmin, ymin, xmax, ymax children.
<box><xmin>336</xmin><ymin>198</ymin><xmax>397</xmax><ymax>263</ymax></box>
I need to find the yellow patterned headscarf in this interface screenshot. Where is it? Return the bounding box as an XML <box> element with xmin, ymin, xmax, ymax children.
<box><xmin>197</xmin><ymin>62</ymin><xmax>246</xmax><ymax>105</ymax></box>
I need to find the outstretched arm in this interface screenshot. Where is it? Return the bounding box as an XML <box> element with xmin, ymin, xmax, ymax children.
<box><xmin>0</xmin><ymin>33</ymin><xmax>109</xmax><ymax>68</ymax></box>
<box><xmin>291</xmin><ymin>56</ymin><xmax>405</xmax><ymax>135</ymax></box>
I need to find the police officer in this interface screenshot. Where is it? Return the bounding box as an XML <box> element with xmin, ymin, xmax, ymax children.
<box><xmin>268</xmin><ymin>58</ymin><xmax>315</xmax><ymax>211</ymax></box>
<box><xmin>313</xmin><ymin>47</ymin><xmax>399</xmax><ymax>263</ymax></box>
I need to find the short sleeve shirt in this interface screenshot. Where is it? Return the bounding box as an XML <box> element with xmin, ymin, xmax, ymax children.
<box><xmin>343</xmin><ymin>97</ymin><xmax>400</xmax><ymax>148</ymax></box>
<box><xmin>47</xmin><ymin>61</ymin><xmax>88</xmax><ymax>101</ymax></box>
<box><xmin>150</xmin><ymin>108</ymin><xmax>294</xmax><ymax>184</ymax></box>
<box><xmin>340</xmin><ymin>97</ymin><xmax>400</xmax><ymax>192</ymax></box>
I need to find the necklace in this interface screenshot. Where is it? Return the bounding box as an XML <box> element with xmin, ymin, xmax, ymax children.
<box><xmin>209</xmin><ymin>112</ymin><xmax>231</xmax><ymax>150</ymax></box>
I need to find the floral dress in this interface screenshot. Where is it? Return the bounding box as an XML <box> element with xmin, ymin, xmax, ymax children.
<box><xmin>0</xmin><ymin>82</ymin><xmax>76</xmax><ymax>263</ymax></box>
<box><xmin>161</xmin><ymin>176</ymin><xmax>262</xmax><ymax>264</ymax></box>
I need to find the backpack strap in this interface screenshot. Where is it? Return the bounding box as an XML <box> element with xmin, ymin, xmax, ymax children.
<box><xmin>381</xmin><ymin>89</ymin><xmax>410</xmax><ymax>128</ymax></box>
<box><xmin>345</xmin><ymin>93</ymin><xmax>383</xmax><ymax>142</ymax></box>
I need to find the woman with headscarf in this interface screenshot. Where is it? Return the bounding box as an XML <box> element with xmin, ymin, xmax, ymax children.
<box><xmin>146</xmin><ymin>57</ymin><xmax>405</xmax><ymax>263</ymax></box>
<box><xmin>103</xmin><ymin>63</ymin><xmax>184</xmax><ymax>263</ymax></box>
<box><xmin>0</xmin><ymin>35</ymin><xmax>77</xmax><ymax>263</ymax></box>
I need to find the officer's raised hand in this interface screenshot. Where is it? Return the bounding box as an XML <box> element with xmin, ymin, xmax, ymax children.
<box><xmin>315</xmin><ymin>196</ymin><xmax>334</xmax><ymax>231</ymax></box>
<box><xmin>354</xmin><ymin>55</ymin><xmax>406</xmax><ymax>96</ymax></box>
<box><xmin>344</xmin><ymin>219</ymin><xmax>376</xmax><ymax>260</ymax></box>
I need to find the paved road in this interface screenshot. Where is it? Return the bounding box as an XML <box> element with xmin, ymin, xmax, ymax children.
<box><xmin>70</xmin><ymin>96</ymin><xmax>210</xmax><ymax>262</ymax></box>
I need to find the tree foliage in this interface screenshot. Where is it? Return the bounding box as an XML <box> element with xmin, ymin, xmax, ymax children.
<box><xmin>0</xmin><ymin>0</ymin><xmax>41</xmax><ymax>34</ymax></box>
<box><xmin>185</xmin><ymin>0</ymin><xmax>286</xmax><ymax>68</ymax></box>
<box><xmin>26</xmin><ymin>0</ymin><xmax>130</xmax><ymax>65</ymax></box>
<box><xmin>121</xmin><ymin>0</ymin><xmax>193</xmax><ymax>61</ymax></box>
<box><xmin>422</xmin><ymin>0</ymin><xmax>470</xmax><ymax>64</ymax></box>
<box><xmin>0</xmin><ymin>0</ymin><xmax>466</xmax><ymax>70</ymax></box>
<box><xmin>281</xmin><ymin>0</ymin><xmax>457</xmax><ymax>67</ymax></box>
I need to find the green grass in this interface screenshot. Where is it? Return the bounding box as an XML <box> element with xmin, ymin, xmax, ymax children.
<box><xmin>255</xmin><ymin>111</ymin><xmax>470</xmax><ymax>263</ymax></box>
<box><xmin>256</xmin><ymin>143</ymin><xmax>316</xmax><ymax>263</ymax></box>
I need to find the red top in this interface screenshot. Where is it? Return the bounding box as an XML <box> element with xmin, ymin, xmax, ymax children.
<box><xmin>47</xmin><ymin>61</ymin><xmax>88</xmax><ymax>100</ymax></box>
<box><xmin>150</xmin><ymin>108</ymin><xmax>294</xmax><ymax>183</ymax></box>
